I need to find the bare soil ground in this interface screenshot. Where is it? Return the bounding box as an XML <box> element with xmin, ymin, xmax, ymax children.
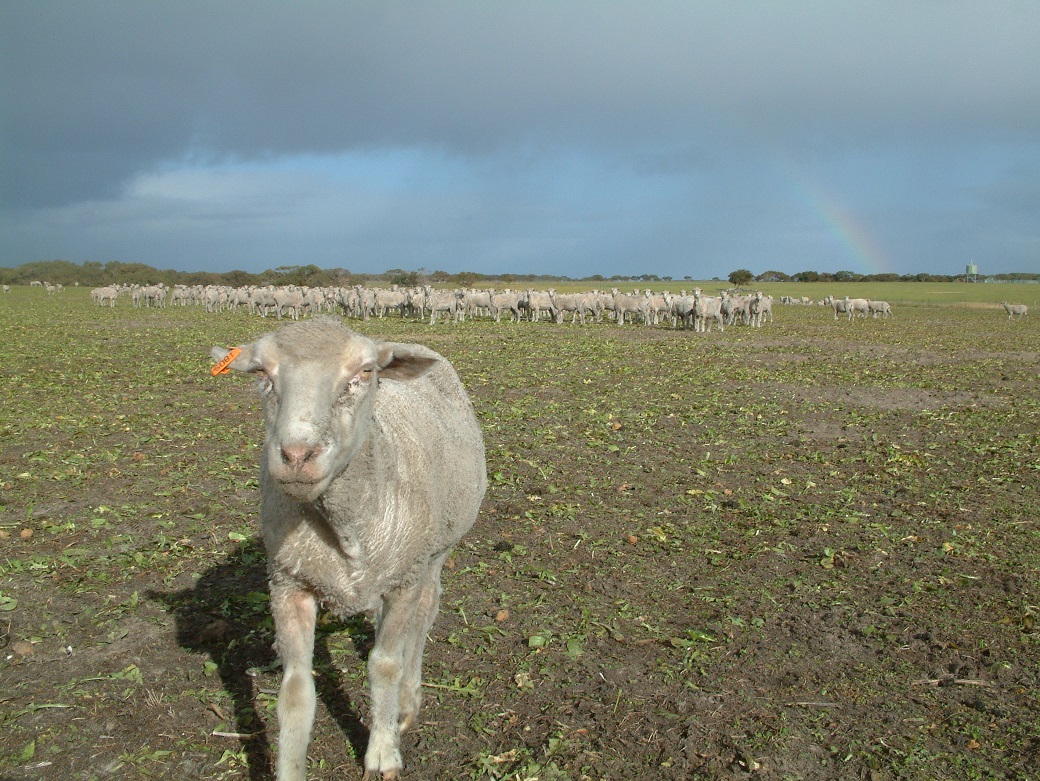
<box><xmin>1</xmin><ymin>296</ymin><xmax>1038</xmax><ymax>780</ymax></box>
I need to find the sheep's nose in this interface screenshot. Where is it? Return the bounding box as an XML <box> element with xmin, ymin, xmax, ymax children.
<box><xmin>280</xmin><ymin>442</ymin><xmax>322</xmax><ymax>467</ymax></box>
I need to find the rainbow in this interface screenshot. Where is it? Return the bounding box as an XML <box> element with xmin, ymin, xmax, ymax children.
<box><xmin>779</xmin><ymin>159</ymin><xmax>894</xmax><ymax>276</ymax></box>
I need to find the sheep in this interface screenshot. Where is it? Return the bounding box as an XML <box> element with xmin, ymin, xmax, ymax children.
<box><xmin>1002</xmin><ymin>302</ymin><xmax>1028</xmax><ymax>320</ymax></box>
<box><xmin>746</xmin><ymin>291</ymin><xmax>773</xmax><ymax>327</ymax></box>
<box><xmin>3</xmin><ymin>284</ymin><xmax>12</xmax><ymax>293</ymax></box>
<box><xmin>823</xmin><ymin>295</ymin><xmax>848</xmax><ymax>319</ymax></box>
<box><xmin>273</xmin><ymin>288</ymin><xmax>305</xmax><ymax>320</ymax></box>
<box><xmin>132</xmin><ymin>284</ymin><xmax>167</xmax><ymax>308</ymax></box>
<box><xmin>210</xmin><ymin>317</ymin><xmax>486</xmax><ymax>780</ymax></box>
<box><xmin>757</xmin><ymin>293</ymin><xmax>774</xmax><ymax>324</ymax></box>
<box><xmin>669</xmin><ymin>294</ymin><xmax>696</xmax><ymax>329</ymax></box>
<box><xmin>91</xmin><ymin>286</ymin><xmax>119</xmax><ymax>307</ymax></box>
<box><xmin>843</xmin><ymin>296</ymin><xmax>870</xmax><ymax>320</ymax></box>
<box><xmin>550</xmin><ymin>292</ymin><xmax>601</xmax><ymax>325</ymax></box>
<box><xmin>610</xmin><ymin>289</ymin><xmax>649</xmax><ymax>325</ymax></box>
<box><xmin>694</xmin><ymin>289</ymin><xmax>724</xmax><ymax>332</ymax></box>
<box><xmin>489</xmin><ymin>290</ymin><xmax>523</xmax><ymax>322</ymax></box>
<box><xmin>352</xmin><ymin>286</ymin><xmax>377</xmax><ymax>320</ymax></box>
<box><xmin>722</xmin><ymin>292</ymin><xmax>751</xmax><ymax>326</ymax></box>
<box><xmin>170</xmin><ymin>285</ymin><xmax>192</xmax><ymax>306</ymax></box>
<box><xmin>525</xmin><ymin>289</ymin><xmax>558</xmax><ymax>322</ymax></box>
<box><xmin>646</xmin><ymin>291</ymin><xmax>671</xmax><ymax>325</ymax></box>
<box><xmin>373</xmin><ymin>288</ymin><xmax>408</xmax><ymax>318</ymax></box>
<box><xmin>401</xmin><ymin>287</ymin><xmax>425</xmax><ymax>320</ymax></box>
<box><xmin>461</xmin><ymin>289</ymin><xmax>493</xmax><ymax>320</ymax></box>
<box><xmin>869</xmin><ymin>300</ymin><xmax>892</xmax><ymax>319</ymax></box>
<box><xmin>427</xmin><ymin>289</ymin><xmax>463</xmax><ymax>324</ymax></box>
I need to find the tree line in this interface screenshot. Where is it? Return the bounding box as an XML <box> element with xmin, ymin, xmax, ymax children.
<box><xmin>728</xmin><ymin>269</ymin><xmax>1038</xmax><ymax>285</ymax></box>
<box><xmin>1</xmin><ymin>259</ymin><xmax>1036</xmax><ymax>288</ymax></box>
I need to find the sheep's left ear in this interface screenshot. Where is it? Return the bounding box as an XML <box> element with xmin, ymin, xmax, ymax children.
<box><xmin>375</xmin><ymin>343</ymin><xmax>439</xmax><ymax>381</ymax></box>
<box><xmin>209</xmin><ymin>343</ymin><xmax>263</xmax><ymax>374</ymax></box>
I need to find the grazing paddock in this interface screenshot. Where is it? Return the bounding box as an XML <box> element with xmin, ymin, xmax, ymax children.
<box><xmin>0</xmin><ymin>287</ymin><xmax>1038</xmax><ymax>780</ymax></box>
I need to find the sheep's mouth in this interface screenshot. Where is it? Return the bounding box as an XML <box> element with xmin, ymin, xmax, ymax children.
<box><xmin>276</xmin><ymin>476</ymin><xmax>329</xmax><ymax>501</ymax></box>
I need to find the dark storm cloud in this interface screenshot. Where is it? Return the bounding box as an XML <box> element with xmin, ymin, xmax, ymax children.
<box><xmin>2</xmin><ymin>2</ymin><xmax>1039</xmax><ymax>275</ymax></box>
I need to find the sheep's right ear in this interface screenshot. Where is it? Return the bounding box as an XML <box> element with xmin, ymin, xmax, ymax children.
<box><xmin>375</xmin><ymin>343</ymin><xmax>439</xmax><ymax>381</ymax></box>
<box><xmin>210</xmin><ymin>344</ymin><xmax>262</xmax><ymax>375</ymax></box>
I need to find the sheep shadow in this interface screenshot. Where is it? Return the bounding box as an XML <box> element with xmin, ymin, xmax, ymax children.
<box><xmin>149</xmin><ymin>538</ymin><xmax>372</xmax><ymax>780</ymax></box>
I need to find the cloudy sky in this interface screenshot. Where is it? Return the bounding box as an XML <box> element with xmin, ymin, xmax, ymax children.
<box><xmin>3</xmin><ymin>2</ymin><xmax>1039</xmax><ymax>279</ymax></box>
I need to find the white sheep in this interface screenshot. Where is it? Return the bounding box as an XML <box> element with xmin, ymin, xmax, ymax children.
<box><xmin>694</xmin><ymin>289</ymin><xmax>724</xmax><ymax>332</ymax></box>
<box><xmin>843</xmin><ymin>296</ymin><xmax>870</xmax><ymax>320</ymax></box>
<box><xmin>869</xmin><ymin>300</ymin><xmax>892</xmax><ymax>319</ymax></box>
<box><xmin>273</xmin><ymin>288</ymin><xmax>305</xmax><ymax>320</ymax></box>
<box><xmin>669</xmin><ymin>294</ymin><xmax>696</xmax><ymax>329</ymax></box>
<box><xmin>1002</xmin><ymin>301</ymin><xmax>1028</xmax><ymax>320</ymax></box>
<box><xmin>373</xmin><ymin>288</ymin><xmax>409</xmax><ymax>318</ymax></box>
<box><xmin>210</xmin><ymin>317</ymin><xmax>487</xmax><ymax>780</ymax></box>
<box><xmin>426</xmin><ymin>289</ymin><xmax>463</xmax><ymax>324</ymax></box>
<box><xmin>610</xmin><ymin>289</ymin><xmax>649</xmax><ymax>325</ymax></box>
<box><xmin>748</xmin><ymin>292</ymin><xmax>773</xmax><ymax>327</ymax></box>
<box><xmin>490</xmin><ymin>290</ymin><xmax>523</xmax><ymax>322</ymax></box>
<box><xmin>525</xmin><ymin>289</ymin><xmax>558</xmax><ymax>322</ymax></box>
<box><xmin>91</xmin><ymin>286</ymin><xmax>118</xmax><ymax>307</ymax></box>
<box><xmin>824</xmin><ymin>295</ymin><xmax>848</xmax><ymax>319</ymax></box>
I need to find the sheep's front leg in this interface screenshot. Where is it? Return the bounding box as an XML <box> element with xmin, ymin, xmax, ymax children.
<box><xmin>271</xmin><ymin>585</ymin><xmax>318</xmax><ymax>781</ymax></box>
<box><xmin>364</xmin><ymin>582</ymin><xmax>428</xmax><ymax>780</ymax></box>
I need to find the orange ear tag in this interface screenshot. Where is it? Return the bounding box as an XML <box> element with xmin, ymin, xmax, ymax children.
<box><xmin>211</xmin><ymin>347</ymin><xmax>242</xmax><ymax>376</ymax></box>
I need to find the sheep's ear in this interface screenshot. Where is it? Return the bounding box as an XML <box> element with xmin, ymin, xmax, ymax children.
<box><xmin>209</xmin><ymin>344</ymin><xmax>263</xmax><ymax>374</ymax></box>
<box><xmin>375</xmin><ymin>343</ymin><xmax>439</xmax><ymax>381</ymax></box>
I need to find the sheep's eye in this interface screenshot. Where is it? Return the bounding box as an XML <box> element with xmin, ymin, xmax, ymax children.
<box><xmin>338</xmin><ymin>368</ymin><xmax>373</xmax><ymax>404</ymax></box>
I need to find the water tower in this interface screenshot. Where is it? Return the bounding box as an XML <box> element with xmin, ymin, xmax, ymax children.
<box><xmin>966</xmin><ymin>263</ymin><xmax>978</xmax><ymax>283</ymax></box>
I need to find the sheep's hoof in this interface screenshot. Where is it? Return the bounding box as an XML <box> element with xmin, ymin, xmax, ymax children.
<box><xmin>363</xmin><ymin>739</ymin><xmax>402</xmax><ymax>781</ymax></box>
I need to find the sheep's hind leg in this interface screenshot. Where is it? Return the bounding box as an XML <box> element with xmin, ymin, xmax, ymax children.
<box><xmin>398</xmin><ymin>558</ymin><xmax>448</xmax><ymax>731</ymax></box>
<box><xmin>271</xmin><ymin>586</ymin><xmax>318</xmax><ymax>781</ymax></box>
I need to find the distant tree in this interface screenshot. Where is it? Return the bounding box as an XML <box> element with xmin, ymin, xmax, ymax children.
<box><xmin>793</xmin><ymin>270</ymin><xmax>820</xmax><ymax>282</ymax></box>
<box><xmin>182</xmin><ymin>271</ymin><xmax>222</xmax><ymax>286</ymax></box>
<box><xmin>454</xmin><ymin>271</ymin><xmax>480</xmax><ymax>288</ymax></box>
<box><xmin>103</xmin><ymin>261</ymin><xmax>160</xmax><ymax>284</ymax></box>
<box><xmin>388</xmin><ymin>270</ymin><xmax>418</xmax><ymax>287</ymax></box>
<box><xmin>728</xmin><ymin>268</ymin><xmax>754</xmax><ymax>287</ymax></box>
<box><xmin>864</xmin><ymin>273</ymin><xmax>899</xmax><ymax>282</ymax></box>
<box><xmin>834</xmin><ymin>270</ymin><xmax>862</xmax><ymax>282</ymax></box>
<box><xmin>757</xmin><ymin>270</ymin><xmax>790</xmax><ymax>282</ymax></box>
<box><xmin>223</xmin><ymin>269</ymin><xmax>259</xmax><ymax>287</ymax></box>
<box><xmin>81</xmin><ymin>261</ymin><xmax>105</xmax><ymax>285</ymax></box>
<box><xmin>329</xmin><ymin>268</ymin><xmax>353</xmax><ymax>285</ymax></box>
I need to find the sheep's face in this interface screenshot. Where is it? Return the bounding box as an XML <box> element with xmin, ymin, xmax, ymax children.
<box><xmin>211</xmin><ymin>319</ymin><xmax>438</xmax><ymax>503</ymax></box>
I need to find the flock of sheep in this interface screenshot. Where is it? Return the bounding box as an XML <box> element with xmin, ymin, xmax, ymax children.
<box><xmin>88</xmin><ymin>281</ymin><xmax>783</xmax><ymax>330</ymax></box>
<box><xmin>73</xmin><ymin>280</ymin><xmax>965</xmax><ymax>330</ymax></box>
<box><xmin>10</xmin><ymin>280</ymin><xmax>1030</xmax><ymax>330</ymax></box>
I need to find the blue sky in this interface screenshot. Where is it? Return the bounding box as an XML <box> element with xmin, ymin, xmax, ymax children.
<box><xmin>2</xmin><ymin>2</ymin><xmax>1039</xmax><ymax>278</ymax></box>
